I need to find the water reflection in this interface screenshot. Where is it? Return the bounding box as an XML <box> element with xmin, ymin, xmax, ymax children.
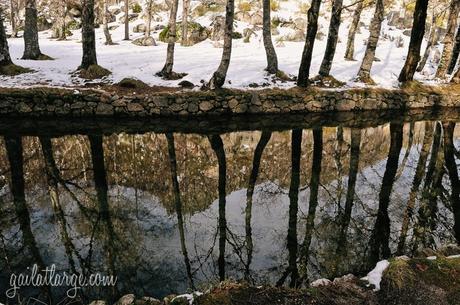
<box><xmin>0</xmin><ymin>120</ymin><xmax>459</xmax><ymax>304</ymax></box>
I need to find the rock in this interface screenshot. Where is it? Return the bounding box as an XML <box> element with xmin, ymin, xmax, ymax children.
<box><xmin>403</xmin><ymin>29</ymin><xmax>412</xmax><ymax>36</ymax></box>
<box><xmin>283</xmin><ymin>29</ymin><xmax>305</xmax><ymax>42</ymax></box>
<box><xmin>186</xmin><ymin>22</ymin><xmax>209</xmax><ymax>45</ymax></box>
<box><xmin>68</xmin><ymin>8</ymin><xmax>81</xmax><ymax>18</ymax></box>
<box><xmin>95</xmin><ymin>103</ymin><xmax>114</xmax><ymax>115</ymax></box>
<box><xmin>133</xmin><ymin>23</ymin><xmax>147</xmax><ymax>33</ymax></box>
<box><xmin>115</xmin><ymin>294</ymin><xmax>135</xmax><ymax>305</ymax></box>
<box><xmin>108</xmin><ymin>7</ymin><xmax>121</xmax><ymax>15</ymax></box>
<box><xmin>134</xmin><ymin>297</ymin><xmax>162</xmax><ymax>305</ymax></box>
<box><xmin>250</xmin><ymin>11</ymin><xmax>263</xmax><ymax>25</ymax></box>
<box><xmin>117</xmin><ymin>78</ymin><xmax>149</xmax><ymax>89</ymax></box>
<box><xmin>127</xmin><ymin>103</ymin><xmax>144</xmax><ymax>112</ymax></box>
<box><xmin>178</xmin><ymin>80</ymin><xmax>195</xmax><ymax>88</ymax></box>
<box><xmin>88</xmin><ymin>301</ymin><xmax>107</xmax><ymax>305</ymax></box>
<box><xmin>210</xmin><ymin>16</ymin><xmax>226</xmax><ymax>41</ymax></box>
<box><xmin>243</xmin><ymin>27</ymin><xmax>256</xmax><ymax>43</ymax></box>
<box><xmin>132</xmin><ymin>36</ymin><xmax>157</xmax><ymax>46</ymax></box>
<box><xmin>199</xmin><ymin>101</ymin><xmax>213</xmax><ymax>111</ymax></box>
<box><xmin>235</xmin><ymin>11</ymin><xmax>251</xmax><ymax>23</ymax></box>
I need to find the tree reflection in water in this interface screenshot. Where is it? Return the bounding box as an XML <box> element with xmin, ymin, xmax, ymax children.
<box><xmin>0</xmin><ymin>120</ymin><xmax>459</xmax><ymax>302</ymax></box>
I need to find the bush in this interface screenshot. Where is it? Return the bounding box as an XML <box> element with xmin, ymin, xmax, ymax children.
<box><xmin>232</xmin><ymin>31</ymin><xmax>243</xmax><ymax>39</ymax></box>
<box><xmin>132</xmin><ymin>2</ymin><xmax>142</xmax><ymax>13</ymax></box>
<box><xmin>193</xmin><ymin>2</ymin><xmax>225</xmax><ymax>16</ymax></box>
<box><xmin>237</xmin><ymin>1</ymin><xmax>252</xmax><ymax>12</ymax></box>
<box><xmin>270</xmin><ymin>0</ymin><xmax>280</xmax><ymax>11</ymax></box>
<box><xmin>298</xmin><ymin>2</ymin><xmax>310</xmax><ymax>14</ymax></box>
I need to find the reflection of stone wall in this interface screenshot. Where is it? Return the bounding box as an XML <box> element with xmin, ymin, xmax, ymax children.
<box><xmin>1</xmin><ymin>86</ymin><xmax>460</xmax><ymax>117</ymax></box>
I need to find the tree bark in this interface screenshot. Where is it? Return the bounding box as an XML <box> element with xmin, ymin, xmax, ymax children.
<box><xmin>245</xmin><ymin>131</ymin><xmax>271</xmax><ymax>280</ymax></box>
<box><xmin>208</xmin><ymin>0</ymin><xmax>235</xmax><ymax>88</ymax></box>
<box><xmin>442</xmin><ymin>122</ymin><xmax>460</xmax><ymax>244</ymax></box>
<box><xmin>318</xmin><ymin>0</ymin><xmax>343</xmax><ymax>76</ymax></box>
<box><xmin>356</xmin><ymin>0</ymin><xmax>385</xmax><ymax>83</ymax></box>
<box><xmin>448</xmin><ymin>23</ymin><xmax>460</xmax><ymax>74</ymax></box>
<box><xmin>146</xmin><ymin>0</ymin><xmax>153</xmax><ymax>37</ymax></box>
<box><xmin>102</xmin><ymin>0</ymin><xmax>113</xmax><ymax>45</ymax></box>
<box><xmin>124</xmin><ymin>0</ymin><xmax>129</xmax><ymax>40</ymax></box>
<box><xmin>166</xmin><ymin>133</ymin><xmax>195</xmax><ymax>289</ymax></box>
<box><xmin>297</xmin><ymin>0</ymin><xmax>322</xmax><ymax>86</ymax></box>
<box><xmin>208</xmin><ymin>135</ymin><xmax>227</xmax><ymax>281</ymax></box>
<box><xmin>416</xmin><ymin>15</ymin><xmax>437</xmax><ymax>72</ymax></box>
<box><xmin>159</xmin><ymin>0</ymin><xmax>180</xmax><ymax>78</ymax></box>
<box><xmin>436</xmin><ymin>0</ymin><xmax>460</xmax><ymax>78</ymax></box>
<box><xmin>299</xmin><ymin>128</ymin><xmax>323</xmax><ymax>285</ymax></box>
<box><xmin>263</xmin><ymin>0</ymin><xmax>278</xmax><ymax>74</ymax></box>
<box><xmin>80</xmin><ymin>0</ymin><xmax>98</xmax><ymax>69</ymax></box>
<box><xmin>398</xmin><ymin>0</ymin><xmax>429</xmax><ymax>82</ymax></box>
<box><xmin>181</xmin><ymin>0</ymin><xmax>190</xmax><ymax>45</ymax></box>
<box><xmin>368</xmin><ymin>123</ymin><xmax>403</xmax><ymax>268</ymax></box>
<box><xmin>22</xmin><ymin>0</ymin><xmax>43</xmax><ymax>59</ymax></box>
<box><xmin>396</xmin><ymin>122</ymin><xmax>433</xmax><ymax>254</ymax></box>
<box><xmin>0</xmin><ymin>9</ymin><xmax>13</xmax><ymax>66</ymax></box>
<box><xmin>10</xmin><ymin>0</ymin><xmax>18</xmax><ymax>38</ymax></box>
<box><xmin>344</xmin><ymin>1</ymin><xmax>363</xmax><ymax>61</ymax></box>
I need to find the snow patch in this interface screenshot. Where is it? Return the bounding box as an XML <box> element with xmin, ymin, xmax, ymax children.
<box><xmin>172</xmin><ymin>292</ymin><xmax>203</xmax><ymax>305</ymax></box>
<box><xmin>361</xmin><ymin>260</ymin><xmax>390</xmax><ymax>291</ymax></box>
<box><xmin>427</xmin><ymin>256</ymin><xmax>437</xmax><ymax>260</ymax></box>
<box><xmin>310</xmin><ymin>278</ymin><xmax>332</xmax><ymax>287</ymax></box>
<box><xmin>447</xmin><ymin>254</ymin><xmax>460</xmax><ymax>259</ymax></box>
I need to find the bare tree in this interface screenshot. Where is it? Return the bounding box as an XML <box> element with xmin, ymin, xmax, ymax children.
<box><xmin>398</xmin><ymin>0</ymin><xmax>429</xmax><ymax>82</ymax></box>
<box><xmin>158</xmin><ymin>0</ymin><xmax>186</xmax><ymax>79</ymax></box>
<box><xmin>9</xmin><ymin>0</ymin><xmax>18</xmax><ymax>38</ymax></box>
<box><xmin>22</xmin><ymin>0</ymin><xmax>51</xmax><ymax>60</ymax></box>
<box><xmin>181</xmin><ymin>0</ymin><xmax>190</xmax><ymax>46</ymax></box>
<box><xmin>297</xmin><ymin>0</ymin><xmax>322</xmax><ymax>86</ymax></box>
<box><xmin>124</xmin><ymin>0</ymin><xmax>130</xmax><ymax>40</ymax></box>
<box><xmin>344</xmin><ymin>1</ymin><xmax>364</xmax><ymax>61</ymax></box>
<box><xmin>263</xmin><ymin>0</ymin><xmax>278</xmax><ymax>74</ymax></box>
<box><xmin>102</xmin><ymin>0</ymin><xmax>114</xmax><ymax>45</ymax></box>
<box><xmin>0</xmin><ymin>8</ymin><xmax>29</xmax><ymax>75</ymax></box>
<box><xmin>436</xmin><ymin>0</ymin><xmax>460</xmax><ymax>78</ymax></box>
<box><xmin>355</xmin><ymin>0</ymin><xmax>384</xmax><ymax>84</ymax></box>
<box><xmin>318</xmin><ymin>0</ymin><xmax>344</xmax><ymax>77</ymax></box>
<box><xmin>207</xmin><ymin>0</ymin><xmax>235</xmax><ymax>89</ymax></box>
<box><xmin>416</xmin><ymin>14</ymin><xmax>438</xmax><ymax>72</ymax></box>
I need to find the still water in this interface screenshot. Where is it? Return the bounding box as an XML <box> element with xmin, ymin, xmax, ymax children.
<box><xmin>0</xmin><ymin>114</ymin><xmax>459</xmax><ymax>304</ymax></box>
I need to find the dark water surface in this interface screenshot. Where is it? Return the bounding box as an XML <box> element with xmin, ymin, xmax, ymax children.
<box><xmin>0</xmin><ymin>112</ymin><xmax>459</xmax><ymax>304</ymax></box>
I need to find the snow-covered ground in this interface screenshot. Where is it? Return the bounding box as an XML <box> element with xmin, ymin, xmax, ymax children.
<box><xmin>0</xmin><ymin>3</ymin><xmax>439</xmax><ymax>89</ymax></box>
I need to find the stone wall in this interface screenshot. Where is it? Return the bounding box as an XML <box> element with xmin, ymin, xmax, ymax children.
<box><xmin>0</xmin><ymin>85</ymin><xmax>460</xmax><ymax>117</ymax></box>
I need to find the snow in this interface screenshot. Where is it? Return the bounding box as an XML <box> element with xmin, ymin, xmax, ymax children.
<box><xmin>172</xmin><ymin>292</ymin><xmax>203</xmax><ymax>305</ymax></box>
<box><xmin>0</xmin><ymin>1</ymin><xmax>439</xmax><ymax>89</ymax></box>
<box><xmin>361</xmin><ymin>260</ymin><xmax>390</xmax><ymax>291</ymax></box>
<box><xmin>310</xmin><ymin>278</ymin><xmax>332</xmax><ymax>287</ymax></box>
<box><xmin>427</xmin><ymin>256</ymin><xmax>437</xmax><ymax>260</ymax></box>
<box><xmin>447</xmin><ymin>255</ymin><xmax>460</xmax><ymax>259</ymax></box>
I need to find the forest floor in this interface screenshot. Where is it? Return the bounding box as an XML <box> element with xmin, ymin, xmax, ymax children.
<box><xmin>168</xmin><ymin>255</ymin><xmax>460</xmax><ymax>305</ymax></box>
<box><xmin>0</xmin><ymin>11</ymin><xmax>441</xmax><ymax>91</ymax></box>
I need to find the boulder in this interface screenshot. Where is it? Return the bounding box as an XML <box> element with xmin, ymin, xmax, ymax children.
<box><xmin>115</xmin><ymin>294</ymin><xmax>135</xmax><ymax>305</ymax></box>
<box><xmin>133</xmin><ymin>23</ymin><xmax>147</xmax><ymax>33</ymax></box>
<box><xmin>235</xmin><ymin>11</ymin><xmax>251</xmax><ymax>23</ymax></box>
<box><xmin>210</xmin><ymin>15</ymin><xmax>225</xmax><ymax>41</ymax></box>
<box><xmin>68</xmin><ymin>7</ymin><xmax>81</xmax><ymax>18</ymax></box>
<box><xmin>250</xmin><ymin>11</ymin><xmax>263</xmax><ymax>25</ymax></box>
<box><xmin>132</xmin><ymin>36</ymin><xmax>157</xmax><ymax>46</ymax></box>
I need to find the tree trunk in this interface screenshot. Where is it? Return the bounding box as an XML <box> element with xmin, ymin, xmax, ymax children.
<box><xmin>0</xmin><ymin>9</ymin><xmax>13</xmax><ymax>66</ymax></box>
<box><xmin>442</xmin><ymin>122</ymin><xmax>460</xmax><ymax>243</ymax></box>
<box><xmin>299</xmin><ymin>128</ymin><xmax>323</xmax><ymax>285</ymax></box>
<box><xmin>318</xmin><ymin>0</ymin><xmax>343</xmax><ymax>76</ymax></box>
<box><xmin>10</xmin><ymin>0</ymin><xmax>18</xmax><ymax>38</ymax></box>
<box><xmin>263</xmin><ymin>0</ymin><xmax>278</xmax><ymax>74</ymax></box>
<box><xmin>181</xmin><ymin>0</ymin><xmax>190</xmax><ymax>45</ymax></box>
<box><xmin>281</xmin><ymin>129</ymin><xmax>302</xmax><ymax>287</ymax></box>
<box><xmin>396</xmin><ymin>122</ymin><xmax>433</xmax><ymax>254</ymax></box>
<box><xmin>166</xmin><ymin>133</ymin><xmax>195</xmax><ymax>289</ymax></box>
<box><xmin>245</xmin><ymin>131</ymin><xmax>271</xmax><ymax>280</ymax></box>
<box><xmin>80</xmin><ymin>0</ymin><xmax>98</xmax><ymax>69</ymax></box>
<box><xmin>208</xmin><ymin>135</ymin><xmax>227</xmax><ymax>281</ymax></box>
<box><xmin>416</xmin><ymin>15</ymin><xmax>437</xmax><ymax>72</ymax></box>
<box><xmin>52</xmin><ymin>0</ymin><xmax>68</xmax><ymax>40</ymax></box>
<box><xmin>297</xmin><ymin>0</ymin><xmax>322</xmax><ymax>86</ymax></box>
<box><xmin>344</xmin><ymin>1</ymin><xmax>363</xmax><ymax>61</ymax></box>
<box><xmin>356</xmin><ymin>0</ymin><xmax>385</xmax><ymax>84</ymax></box>
<box><xmin>368</xmin><ymin>123</ymin><xmax>403</xmax><ymax>268</ymax></box>
<box><xmin>398</xmin><ymin>0</ymin><xmax>429</xmax><ymax>82</ymax></box>
<box><xmin>124</xmin><ymin>0</ymin><xmax>129</xmax><ymax>40</ymax></box>
<box><xmin>159</xmin><ymin>0</ymin><xmax>180</xmax><ymax>78</ymax></box>
<box><xmin>102</xmin><ymin>0</ymin><xmax>113</xmax><ymax>45</ymax></box>
<box><xmin>146</xmin><ymin>0</ymin><xmax>153</xmax><ymax>37</ymax></box>
<box><xmin>436</xmin><ymin>0</ymin><xmax>460</xmax><ymax>78</ymax></box>
<box><xmin>448</xmin><ymin>23</ymin><xmax>460</xmax><ymax>74</ymax></box>
<box><xmin>22</xmin><ymin>0</ymin><xmax>43</xmax><ymax>59</ymax></box>
<box><xmin>208</xmin><ymin>0</ymin><xmax>235</xmax><ymax>89</ymax></box>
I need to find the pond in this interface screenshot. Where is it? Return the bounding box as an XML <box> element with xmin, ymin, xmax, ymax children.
<box><xmin>0</xmin><ymin>112</ymin><xmax>459</xmax><ymax>304</ymax></box>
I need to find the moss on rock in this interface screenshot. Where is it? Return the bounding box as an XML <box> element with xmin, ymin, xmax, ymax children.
<box><xmin>117</xmin><ymin>78</ymin><xmax>149</xmax><ymax>89</ymax></box>
<box><xmin>78</xmin><ymin>64</ymin><xmax>111</xmax><ymax>80</ymax></box>
<box><xmin>0</xmin><ymin>64</ymin><xmax>33</xmax><ymax>76</ymax></box>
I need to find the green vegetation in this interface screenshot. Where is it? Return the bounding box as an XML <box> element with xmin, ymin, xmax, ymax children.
<box><xmin>78</xmin><ymin>65</ymin><xmax>111</xmax><ymax>79</ymax></box>
<box><xmin>0</xmin><ymin>64</ymin><xmax>33</xmax><ymax>76</ymax></box>
<box><xmin>132</xmin><ymin>2</ymin><xmax>143</xmax><ymax>13</ymax></box>
<box><xmin>237</xmin><ymin>1</ymin><xmax>252</xmax><ymax>12</ymax></box>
